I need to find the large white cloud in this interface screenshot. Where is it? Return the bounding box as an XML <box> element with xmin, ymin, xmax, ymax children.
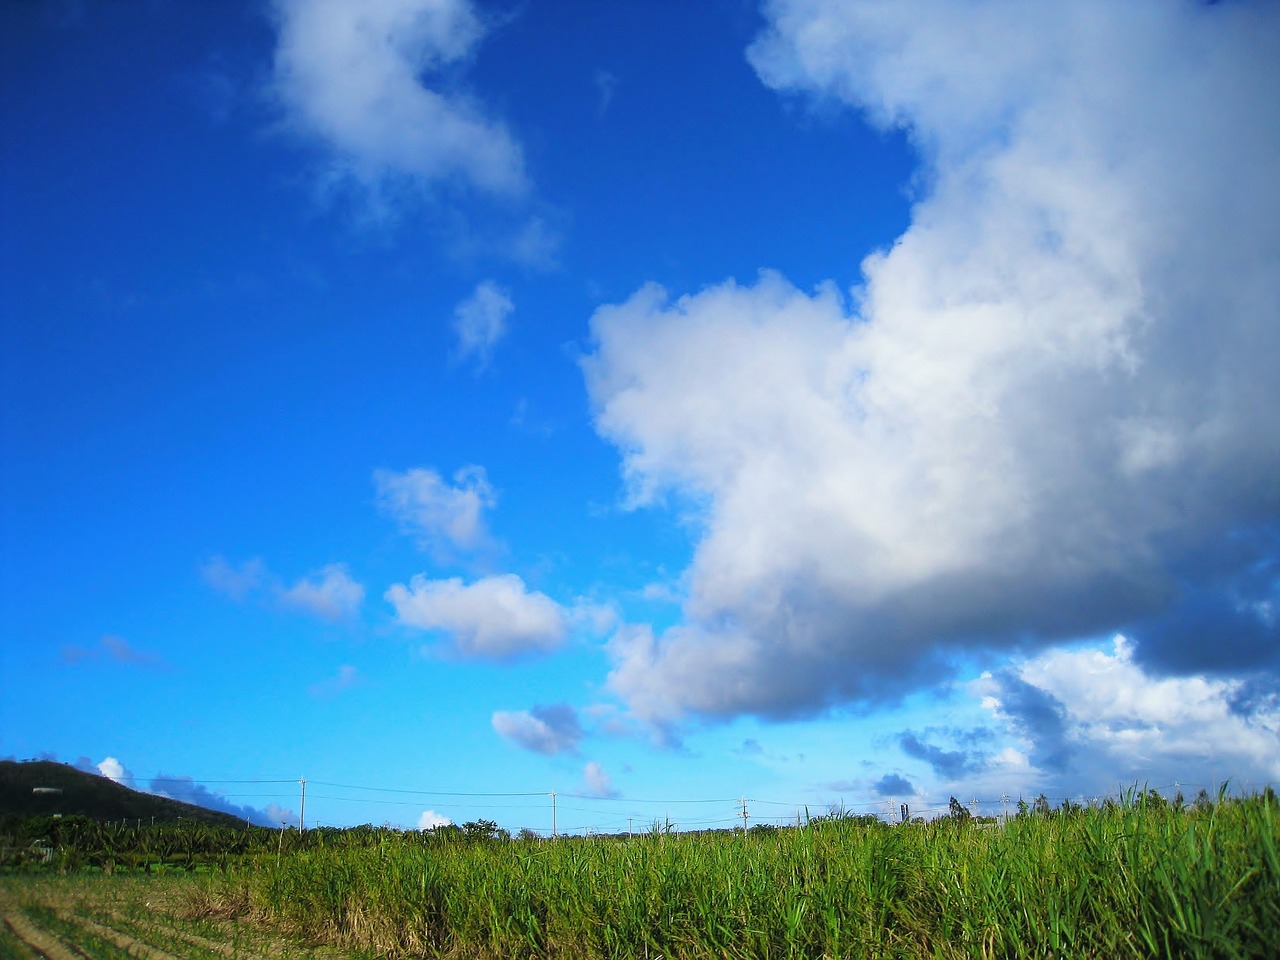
<box><xmin>270</xmin><ymin>0</ymin><xmax>526</xmax><ymax>197</ymax></box>
<box><xmin>387</xmin><ymin>573</ymin><xmax>568</xmax><ymax>658</ymax></box>
<box><xmin>585</xmin><ymin>0</ymin><xmax>1280</xmax><ymax>723</ymax></box>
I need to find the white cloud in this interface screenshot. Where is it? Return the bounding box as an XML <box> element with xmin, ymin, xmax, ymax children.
<box><xmin>269</xmin><ymin>0</ymin><xmax>525</xmax><ymax>198</ymax></box>
<box><xmin>585</xmin><ymin>1</ymin><xmax>1280</xmax><ymax>723</ymax></box>
<box><xmin>418</xmin><ymin>809</ymin><xmax>452</xmax><ymax>830</ymax></box>
<box><xmin>976</xmin><ymin>636</ymin><xmax>1280</xmax><ymax>796</ymax></box>
<box><xmin>387</xmin><ymin>573</ymin><xmax>568</xmax><ymax>658</ymax></box>
<box><xmin>452</xmin><ymin>280</ymin><xmax>513</xmax><ymax>368</ymax></box>
<box><xmin>492</xmin><ymin>704</ymin><xmax>583</xmax><ymax>754</ymax></box>
<box><xmin>97</xmin><ymin>757</ymin><xmax>135</xmax><ymax>788</ymax></box>
<box><xmin>581</xmin><ymin>761</ymin><xmax>617</xmax><ymax>799</ymax></box>
<box><xmin>374</xmin><ymin>465</ymin><xmax>496</xmax><ymax>556</ymax></box>
<box><xmin>280</xmin><ymin>564</ymin><xmax>365</xmax><ymax>621</ymax></box>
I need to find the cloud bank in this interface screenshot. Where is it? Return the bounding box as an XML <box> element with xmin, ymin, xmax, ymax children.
<box><xmin>585</xmin><ymin>0</ymin><xmax>1280</xmax><ymax>724</ymax></box>
<box><xmin>270</xmin><ymin>0</ymin><xmax>525</xmax><ymax>198</ymax></box>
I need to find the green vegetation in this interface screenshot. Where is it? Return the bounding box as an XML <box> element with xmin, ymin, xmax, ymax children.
<box><xmin>3</xmin><ymin>788</ymin><xmax>1277</xmax><ymax>958</ymax></box>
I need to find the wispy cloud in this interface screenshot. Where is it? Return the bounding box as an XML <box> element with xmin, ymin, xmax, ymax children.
<box><xmin>201</xmin><ymin>556</ymin><xmax>268</xmax><ymax>602</ymax></box>
<box><xmin>374</xmin><ymin>465</ymin><xmax>497</xmax><ymax>558</ymax></box>
<box><xmin>308</xmin><ymin>664</ymin><xmax>362</xmax><ymax>699</ymax></box>
<box><xmin>204</xmin><ymin>556</ymin><xmax>366</xmax><ymax>623</ymax></box>
<box><xmin>268</xmin><ymin>0</ymin><xmax>526</xmax><ymax>202</ymax></box>
<box><xmin>280</xmin><ymin>564</ymin><xmax>365</xmax><ymax>621</ymax></box>
<box><xmin>61</xmin><ymin>635</ymin><xmax>168</xmax><ymax>670</ymax></box>
<box><xmin>452</xmin><ymin>280</ymin><xmax>513</xmax><ymax>369</ymax></box>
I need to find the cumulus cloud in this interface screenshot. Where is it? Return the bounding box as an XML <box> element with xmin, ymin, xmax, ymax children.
<box><xmin>97</xmin><ymin>757</ymin><xmax>136</xmax><ymax>789</ymax></box>
<box><xmin>585</xmin><ymin>1</ymin><xmax>1280</xmax><ymax>724</ymax></box>
<box><xmin>418</xmin><ymin>809</ymin><xmax>452</xmax><ymax>830</ymax></box>
<box><xmin>280</xmin><ymin>564</ymin><xmax>365</xmax><ymax>621</ymax></box>
<box><xmin>387</xmin><ymin>573</ymin><xmax>568</xmax><ymax>658</ymax></box>
<box><xmin>453</xmin><ymin>280</ymin><xmax>513</xmax><ymax>368</ymax></box>
<box><xmin>492</xmin><ymin>704</ymin><xmax>583</xmax><ymax>754</ymax></box>
<box><xmin>269</xmin><ymin>0</ymin><xmax>525</xmax><ymax>200</ymax></box>
<box><xmin>375</xmin><ymin>466</ymin><xmax>496</xmax><ymax>556</ymax></box>
<box><xmin>977</xmin><ymin>636</ymin><xmax>1280</xmax><ymax>796</ymax></box>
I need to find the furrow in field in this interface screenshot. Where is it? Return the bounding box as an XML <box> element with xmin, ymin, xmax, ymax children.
<box><xmin>0</xmin><ymin>909</ymin><xmax>88</xmax><ymax>960</ymax></box>
<box><xmin>101</xmin><ymin>910</ymin><xmax>272</xmax><ymax>960</ymax></box>
<box><xmin>50</xmin><ymin>910</ymin><xmax>186</xmax><ymax>960</ymax></box>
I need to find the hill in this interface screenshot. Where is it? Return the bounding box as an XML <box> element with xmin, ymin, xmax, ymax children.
<box><xmin>0</xmin><ymin>760</ymin><xmax>245</xmax><ymax>827</ymax></box>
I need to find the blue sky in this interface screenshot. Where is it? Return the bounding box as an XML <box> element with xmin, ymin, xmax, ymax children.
<box><xmin>3</xmin><ymin>0</ymin><xmax>1278</xmax><ymax>834</ymax></box>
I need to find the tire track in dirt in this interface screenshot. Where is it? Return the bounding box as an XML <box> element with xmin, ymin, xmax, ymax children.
<box><xmin>0</xmin><ymin>908</ymin><xmax>88</xmax><ymax>960</ymax></box>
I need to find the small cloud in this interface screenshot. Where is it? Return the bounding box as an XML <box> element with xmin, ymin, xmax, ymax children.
<box><xmin>280</xmin><ymin>564</ymin><xmax>365</xmax><ymax>621</ymax></box>
<box><xmin>740</xmin><ymin>738</ymin><xmax>765</xmax><ymax>756</ymax></box>
<box><xmin>374</xmin><ymin>465</ymin><xmax>496</xmax><ymax>557</ymax></box>
<box><xmin>309</xmin><ymin>664</ymin><xmax>361</xmax><ymax>699</ymax></box>
<box><xmin>874</xmin><ymin>773</ymin><xmax>915</xmax><ymax>797</ymax></box>
<box><xmin>581</xmin><ymin>761</ymin><xmax>618</xmax><ymax>798</ymax></box>
<box><xmin>899</xmin><ymin>730</ymin><xmax>988</xmax><ymax>780</ymax></box>
<box><xmin>268</xmin><ymin>0</ymin><xmax>526</xmax><ymax>202</ymax></box>
<box><xmin>201</xmin><ymin>556</ymin><xmax>268</xmax><ymax>601</ymax></box>
<box><xmin>418</xmin><ymin>809</ymin><xmax>452</xmax><ymax>831</ymax></box>
<box><xmin>387</xmin><ymin>573</ymin><xmax>568</xmax><ymax>659</ymax></box>
<box><xmin>492</xmin><ymin>704</ymin><xmax>583</xmax><ymax>755</ymax></box>
<box><xmin>452</xmin><ymin>280</ymin><xmax>513</xmax><ymax>369</ymax></box>
<box><xmin>97</xmin><ymin>757</ymin><xmax>136</xmax><ymax>789</ymax></box>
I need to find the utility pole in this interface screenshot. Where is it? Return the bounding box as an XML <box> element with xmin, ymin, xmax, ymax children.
<box><xmin>740</xmin><ymin>798</ymin><xmax>749</xmax><ymax>832</ymax></box>
<box><xmin>550</xmin><ymin>792</ymin><xmax>557</xmax><ymax>838</ymax></box>
<box><xmin>299</xmin><ymin>778</ymin><xmax>307</xmax><ymax>832</ymax></box>
<box><xmin>628</xmin><ymin>817</ymin><xmax>633</xmax><ymax>838</ymax></box>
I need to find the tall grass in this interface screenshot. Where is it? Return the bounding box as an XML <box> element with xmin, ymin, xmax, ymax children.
<box><xmin>199</xmin><ymin>789</ymin><xmax>1280</xmax><ymax>959</ymax></box>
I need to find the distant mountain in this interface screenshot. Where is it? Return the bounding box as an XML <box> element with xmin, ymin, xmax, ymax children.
<box><xmin>0</xmin><ymin>760</ymin><xmax>246</xmax><ymax>827</ymax></box>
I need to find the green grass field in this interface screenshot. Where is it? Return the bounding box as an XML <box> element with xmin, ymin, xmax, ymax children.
<box><xmin>3</xmin><ymin>789</ymin><xmax>1277</xmax><ymax>958</ymax></box>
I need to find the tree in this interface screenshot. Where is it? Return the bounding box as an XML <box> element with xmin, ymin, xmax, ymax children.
<box><xmin>948</xmin><ymin>796</ymin><xmax>971</xmax><ymax>823</ymax></box>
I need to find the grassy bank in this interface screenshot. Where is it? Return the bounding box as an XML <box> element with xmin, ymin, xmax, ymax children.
<box><xmin>195</xmin><ymin>790</ymin><xmax>1279</xmax><ymax>959</ymax></box>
